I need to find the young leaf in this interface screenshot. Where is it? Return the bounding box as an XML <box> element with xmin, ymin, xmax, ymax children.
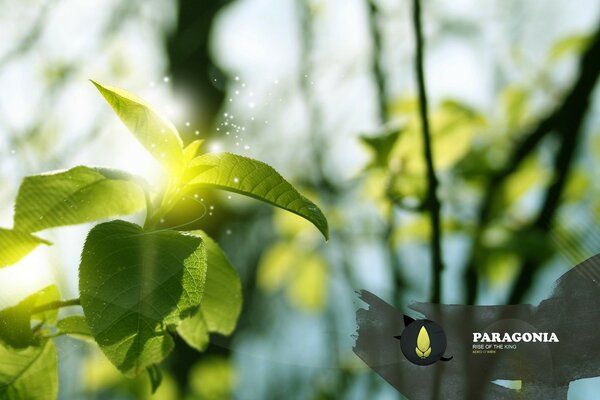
<box><xmin>177</xmin><ymin>231</ymin><xmax>242</xmax><ymax>351</ymax></box>
<box><xmin>0</xmin><ymin>285</ymin><xmax>60</xmax><ymax>348</ymax></box>
<box><xmin>13</xmin><ymin>166</ymin><xmax>146</xmax><ymax>233</ymax></box>
<box><xmin>79</xmin><ymin>220</ymin><xmax>207</xmax><ymax>376</ymax></box>
<box><xmin>186</xmin><ymin>153</ymin><xmax>329</xmax><ymax>239</ymax></box>
<box><xmin>0</xmin><ymin>340</ymin><xmax>58</xmax><ymax>400</ymax></box>
<box><xmin>91</xmin><ymin>80</ymin><xmax>184</xmax><ymax>172</ymax></box>
<box><xmin>56</xmin><ymin>315</ymin><xmax>91</xmax><ymax>337</ymax></box>
<box><xmin>0</xmin><ymin>228</ymin><xmax>50</xmax><ymax>268</ymax></box>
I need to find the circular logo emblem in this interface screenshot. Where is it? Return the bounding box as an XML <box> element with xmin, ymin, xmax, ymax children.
<box><xmin>397</xmin><ymin>318</ymin><xmax>451</xmax><ymax>366</ymax></box>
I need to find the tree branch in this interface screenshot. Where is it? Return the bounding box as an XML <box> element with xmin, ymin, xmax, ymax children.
<box><xmin>464</xmin><ymin>23</ymin><xmax>600</xmax><ymax>304</ymax></box>
<box><xmin>508</xmin><ymin>24</ymin><xmax>600</xmax><ymax>304</ymax></box>
<box><xmin>412</xmin><ymin>0</ymin><xmax>444</xmax><ymax>304</ymax></box>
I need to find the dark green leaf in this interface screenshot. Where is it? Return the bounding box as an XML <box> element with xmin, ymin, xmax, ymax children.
<box><xmin>187</xmin><ymin>153</ymin><xmax>328</xmax><ymax>239</ymax></box>
<box><xmin>13</xmin><ymin>166</ymin><xmax>146</xmax><ymax>233</ymax></box>
<box><xmin>146</xmin><ymin>364</ymin><xmax>162</xmax><ymax>394</ymax></box>
<box><xmin>79</xmin><ymin>220</ymin><xmax>207</xmax><ymax>376</ymax></box>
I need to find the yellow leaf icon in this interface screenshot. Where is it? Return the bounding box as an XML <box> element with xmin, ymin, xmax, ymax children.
<box><xmin>415</xmin><ymin>326</ymin><xmax>431</xmax><ymax>359</ymax></box>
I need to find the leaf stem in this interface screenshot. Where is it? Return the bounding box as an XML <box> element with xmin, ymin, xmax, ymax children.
<box><xmin>32</xmin><ymin>298</ymin><xmax>81</xmax><ymax>314</ymax></box>
<box><xmin>412</xmin><ymin>0</ymin><xmax>444</xmax><ymax>304</ymax></box>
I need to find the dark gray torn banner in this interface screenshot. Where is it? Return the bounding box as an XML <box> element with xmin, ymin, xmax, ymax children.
<box><xmin>353</xmin><ymin>253</ymin><xmax>600</xmax><ymax>400</ymax></box>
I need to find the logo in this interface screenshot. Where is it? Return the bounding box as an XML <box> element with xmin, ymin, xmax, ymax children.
<box><xmin>394</xmin><ymin>315</ymin><xmax>453</xmax><ymax>366</ymax></box>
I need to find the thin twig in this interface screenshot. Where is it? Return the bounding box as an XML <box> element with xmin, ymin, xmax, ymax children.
<box><xmin>412</xmin><ymin>0</ymin><xmax>444</xmax><ymax>304</ymax></box>
<box><xmin>367</xmin><ymin>0</ymin><xmax>406</xmax><ymax>303</ymax></box>
<box><xmin>367</xmin><ymin>0</ymin><xmax>388</xmax><ymax>123</ymax></box>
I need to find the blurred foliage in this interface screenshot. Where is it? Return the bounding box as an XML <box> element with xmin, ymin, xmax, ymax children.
<box><xmin>257</xmin><ymin>209</ymin><xmax>328</xmax><ymax>312</ymax></box>
<box><xmin>1</xmin><ymin>0</ymin><xmax>600</xmax><ymax>398</ymax></box>
<box><xmin>187</xmin><ymin>356</ymin><xmax>237</xmax><ymax>400</ymax></box>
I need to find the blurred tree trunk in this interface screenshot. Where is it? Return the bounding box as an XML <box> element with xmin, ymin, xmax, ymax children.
<box><xmin>164</xmin><ymin>0</ymin><xmax>232</xmax><ymax>389</ymax></box>
<box><xmin>166</xmin><ymin>0</ymin><xmax>231</xmax><ymax>141</ymax></box>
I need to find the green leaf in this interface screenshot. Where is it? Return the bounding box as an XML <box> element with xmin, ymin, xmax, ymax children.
<box><xmin>56</xmin><ymin>315</ymin><xmax>91</xmax><ymax>337</ymax></box>
<box><xmin>187</xmin><ymin>153</ymin><xmax>329</xmax><ymax>239</ymax></box>
<box><xmin>91</xmin><ymin>80</ymin><xmax>184</xmax><ymax>172</ymax></box>
<box><xmin>79</xmin><ymin>220</ymin><xmax>207</xmax><ymax>376</ymax></box>
<box><xmin>30</xmin><ymin>285</ymin><xmax>61</xmax><ymax>325</ymax></box>
<box><xmin>549</xmin><ymin>33</ymin><xmax>592</xmax><ymax>62</ymax></box>
<box><xmin>360</xmin><ymin>129</ymin><xmax>401</xmax><ymax>169</ymax></box>
<box><xmin>176</xmin><ymin>311</ymin><xmax>209</xmax><ymax>352</ymax></box>
<box><xmin>0</xmin><ymin>285</ymin><xmax>60</xmax><ymax>348</ymax></box>
<box><xmin>0</xmin><ymin>229</ymin><xmax>50</xmax><ymax>268</ymax></box>
<box><xmin>13</xmin><ymin>166</ymin><xmax>146</xmax><ymax>233</ymax></box>
<box><xmin>183</xmin><ymin>140</ymin><xmax>204</xmax><ymax>164</ymax></box>
<box><xmin>177</xmin><ymin>231</ymin><xmax>241</xmax><ymax>351</ymax></box>
<box><xmin>146</xmin><ymin>364</ymin><xmax>162</xmax><ymax>395</ymax></box>
<box><xmin>0</xmin><ymin>340</ymin><xmax>58</xmax><ymax>400</ymax></box>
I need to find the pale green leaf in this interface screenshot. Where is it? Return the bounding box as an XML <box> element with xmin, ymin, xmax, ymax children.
<box><xmin>56</xmin><ymin>315</ymin><xmax>91</xmax><ymax>337</ymax></box>
<box><xmin>0</xmin><ymin>229</ymin><xmax>50</xmax><ymax>268</ymax></box>
<box><xmin>79</xmin><ymin>220</ymin><xmax>207</xmax><ymax>376</ymax></box>
<box><xmin>549</xmin><ymin>33</ymin><xmax>592</xmax><ymax>62</ymax></box>
<box><xmin>13</xmin><ymin>166</ymin><xmax>146</xmax><ymax>233</ymax></box>
<box><xmin>91</xmin><ymin>80</ymin><xmax>184</xmax><ymax>171</ymax></box>
<box><xmin>30</xmin><ymin>285</ymin><xmax>61</xmax><ymax>325</ymax></box>
<box><xmin>183</xmin><ymin>140</ymin><xmax>204</xmax><ymax>164</ymax></box>
<box><xmin>187</xmin><ymin>153</ymin><xmax>328</xmax><ymax>239</ymax></box>
<box><xmin>176</xmin><ymin>311</ymin><xmax>209</xmax><ymax>352</ymax></box>
<box><xmin>0</xmin><ymin>340</ymin><xmax>58</xmax><ymax>400</ymax></box>
<box><xmin>177</xmin><ymin>231</ymin><xmax>241</xmax><ymax>351</ymax></box>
